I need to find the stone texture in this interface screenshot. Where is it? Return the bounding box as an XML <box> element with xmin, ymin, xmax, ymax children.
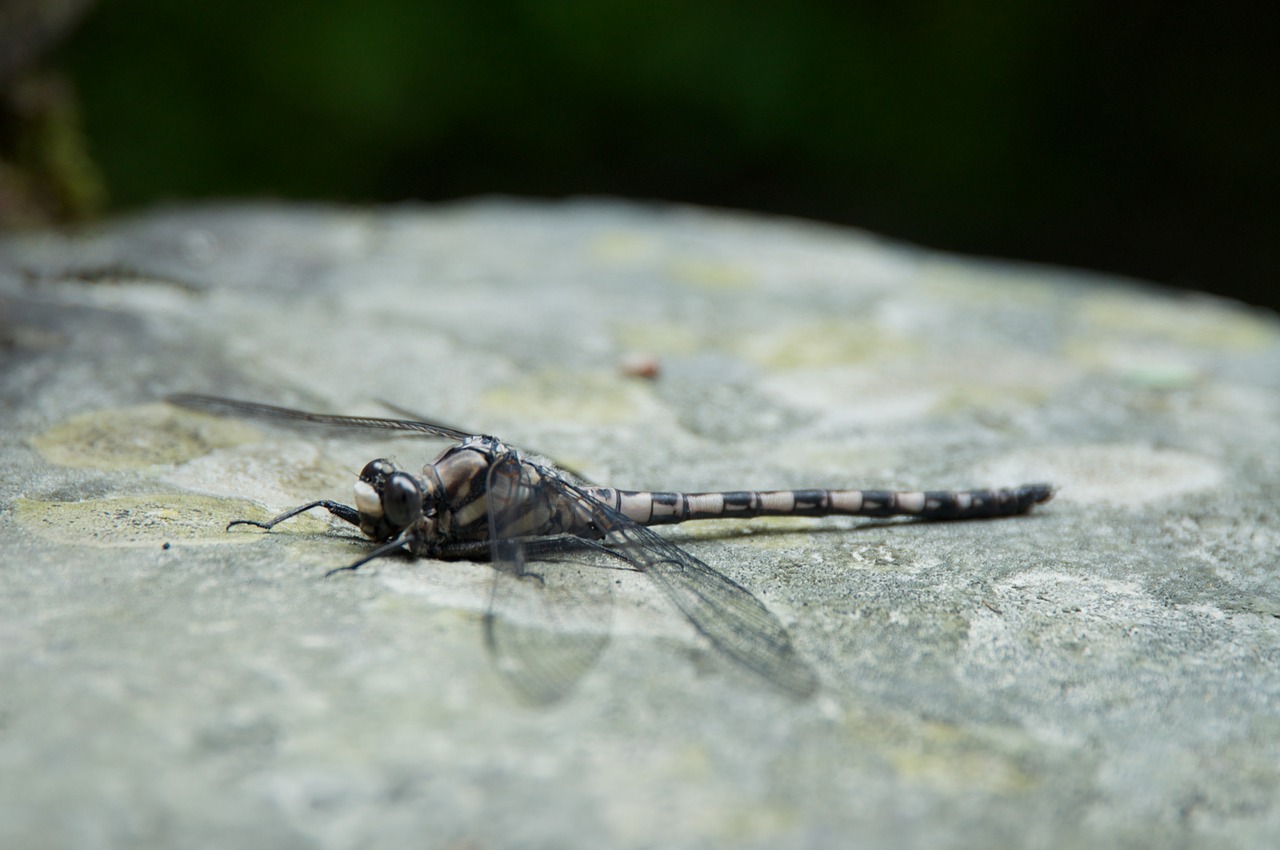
<box><xmin>1</xmin><ymin>199</ymin><xmax>1278</xmax><ymax>849</ymax></box>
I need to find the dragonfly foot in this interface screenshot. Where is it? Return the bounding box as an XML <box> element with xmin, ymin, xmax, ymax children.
<box><xmin>227</xmin><ymin>519</ymin><xmax>272</xmax><ymax>531</ymax></box>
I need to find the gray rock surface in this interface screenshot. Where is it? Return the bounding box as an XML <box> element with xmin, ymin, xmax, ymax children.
<box><xmin>1</xmin><ymin>199</ymin><xmax>1278</xmax><ymax>849</ymax></box>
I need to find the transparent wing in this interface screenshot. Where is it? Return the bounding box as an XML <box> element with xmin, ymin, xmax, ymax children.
<box><xmin>603</xmin><ymin>517</ymin><xmax>818</xmax><ymax>698</ymax></box>
<box><xmin>166</xmin><ymin>393</ymin><xmax>473</xmax><ymax>441</ymax></box>
<box><xmin>533</xmin><ymin>474</ymin><xmax>819</xmax><ymax>698</ymax></box>
<box><xmin>483</xmin><ymin>454</ymin><xmax>611</xmax><ymax>705</ymax></box>
<box><xmin>380</xmin><ymin>398</ymin><xmax>598</xmax><ymax>486</ymax></box>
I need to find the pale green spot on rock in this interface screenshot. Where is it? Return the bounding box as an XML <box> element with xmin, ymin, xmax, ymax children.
<box><xmin>480</xmin><ymin>369</ymin><xmax>655</xmax><ymax>426</ymax></box>
<box><xmin>736</xmin><ymin>321</ymin><xmax>919</xmax><ymax>370</ymax></box>
<box><xmin>13</xmin><ymin>494</ymin><xmax>327</xmax><ymax>545</ymax></box>
<box><xmin>588</xmin><ymin>231</ymin><xmax>664</xmax><ymax>265</ymax></box>
<box><xmin>667</xmin><ymin>257</ymin><xmax>755</xmax><ymax>290</ymax></box>
<box><xmin>883</xmin><ymin>719</ymin><xmax>1040</xmax><ymax>794</ymax></box>
<box><xmin>931</xmin><ymin>382</ymin><xmax>1055</xmax><ymax>418</ymax></box>
<box><xmin>1063</xmin><ymin>338</ymin><xmax>1210</xmax><ymax>390</ymax></box>
<box><xmin>918</xmin><ymin>260</ymin><xmax>1059</xmax><ymax>307</ymax></box>
<box><xmin>614</xmin><ymin>321</ymin><xmax>709</xmax><ymax>357</ymax></box>
<box><xmin>30</xmin><ymin>403</ymin><xmax>263</xmax><ymax>470</ymax></box>
<box><xmin>1079</xmin><ymin>291</ymin><xmax>1276</xmax><ymax>350</ymax></box>
<box><xmin>1119</xmin><ymin>361</ymin><xmax>1202</xmax><ymax>390</ymax></box>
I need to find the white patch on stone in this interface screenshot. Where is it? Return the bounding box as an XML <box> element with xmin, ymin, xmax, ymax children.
<box><xmin>980</xmin><ymin>444</ymin><xmax>1223</xmax><ymax>507</ymax></box>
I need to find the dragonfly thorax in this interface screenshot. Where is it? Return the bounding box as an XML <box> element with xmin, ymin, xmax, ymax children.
<box><xmin>352</xmin><ymin>458</ymin><xmax>436</xmax><ymax>542</ymax></box>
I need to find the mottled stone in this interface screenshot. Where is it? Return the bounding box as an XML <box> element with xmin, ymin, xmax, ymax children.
<box><xmin>1</xmin><ymin>199</ymin><xmax>1278</xmax><ymax>849</ymax></box>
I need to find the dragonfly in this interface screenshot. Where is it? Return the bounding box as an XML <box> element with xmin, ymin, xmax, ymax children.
<box><xmin>166</xmin><ymin>393</ymin><xmax>1053</xmax><ymax>703</ymax></box>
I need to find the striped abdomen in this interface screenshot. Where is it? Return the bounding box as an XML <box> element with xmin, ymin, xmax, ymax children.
<box><xmin>584</xmin><ymin>483</ymin><xmax>1054</xmax><ymax>526</ymax></box>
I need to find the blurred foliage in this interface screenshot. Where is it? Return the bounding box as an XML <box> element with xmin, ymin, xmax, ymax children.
<box><xmin>32</xmin><ymin>0</ymin><xmax>1280</xmax><ymax>306</ymax></box>
<box><xmin>0</xmin><ymin>0</ymin><xmax>105</xmax><ymax>225</ymax></box>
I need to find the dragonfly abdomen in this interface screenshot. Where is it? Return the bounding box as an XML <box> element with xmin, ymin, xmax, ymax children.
<box><xmin>588</xmin><ymin>483</ymin><xmax>1053</xmax><ymax>526</ymax></box>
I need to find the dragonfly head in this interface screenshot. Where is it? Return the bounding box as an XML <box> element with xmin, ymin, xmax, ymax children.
<box><xmin>353</xmin><ymin>458</ymin><xmax>431</xmax><ymax>541</ymax></box>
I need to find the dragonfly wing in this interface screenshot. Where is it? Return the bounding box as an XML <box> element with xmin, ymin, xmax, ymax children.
<box><xmin>166</xmin><ymin>393</ymin><xmax>473</xmax><ymax>441</ymax></box>
<box><xmin>483</xmin><ymin>454</ymin><xmax>611</xmax><ymax>705</ymax></box>
<box><xmin>376</xmin><ymin>399</ymin><xmax>598</xmax><ymax>484</ymax></box>
<box><xmin>598</xmin><ymin>510</ymin><xmax>818</xmax><ymax>698</ymax></box>
<box><xmin>516</xmin><ymin>473</ymin><xmax>818</xmax><ymax>698</ymax></box>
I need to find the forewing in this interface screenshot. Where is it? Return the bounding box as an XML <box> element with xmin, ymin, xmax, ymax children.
<box><xmin>166</xmin><ymin>393</ymin><xmax>473</xmax><ymax>441</ymax></box>
<box><xmin>483</xmin><ymin>454</ymin><xmax>611</xmax><ymax>705</ymax></box>
<box><xmin>380</xmin><ymin>398</ymin><xmax>598</xmax><ymax>486</ymax></box>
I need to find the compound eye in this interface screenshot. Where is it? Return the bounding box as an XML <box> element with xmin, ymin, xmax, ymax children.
<box><xmin>360</xmin><ymin>458</ymin><xmax>396</xmax><ymax>483</ymax></box>
<box><xmin>382</xmin><ymin>472</ymin><xmax>423</xmax><ymax>529</ymax></box>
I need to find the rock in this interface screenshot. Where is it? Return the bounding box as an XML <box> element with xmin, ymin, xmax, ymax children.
<box><xmin>2</xmin><ymin>199</ymin><xmax>1278</xmax><ymax>848</ymax></box>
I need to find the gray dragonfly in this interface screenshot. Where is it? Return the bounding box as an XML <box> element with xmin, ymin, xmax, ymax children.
<box><xmin>167</xmin><ymin>393</ymin><xmax>1053</xmax><ymax>703</ymax></box>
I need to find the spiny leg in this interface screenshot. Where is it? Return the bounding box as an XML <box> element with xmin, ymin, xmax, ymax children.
<box><xmin>324</xmin><ymin>537</ymin><xmax>410</xmax><ymax>578</ymax></box>
<box><xmin>227</xmin><ymin>500</ymin><xmax>361</xmax><ymax>532</ymax></box>
<box><xmin>321</xmin><ymin>539</ymin><xmax>503</xmax><ymax>580</ymax></box>
<box><xmin>321</xmin><ymin>533</ymin><xmax>533</xmax><ymax>579</ymax></box>
<box><xmin>224</xmin><ymin>499</ymin><xmax>390</xmax><ymax>578</ymax></box>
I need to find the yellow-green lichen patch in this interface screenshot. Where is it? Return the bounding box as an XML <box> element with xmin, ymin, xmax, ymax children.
<box><xmin>13</xmin><ymin>494</ymin><xmax>328</xmax><ymax>546</ymax></box>
<box><xmin>735</xmin><ymin>321</ymin><xmax>920</xmax><ymax>371</ymax></box>
<box><xmin>588</xmin><ymin>230</ymin><xmax>664</xmax><ymax>265</ymax></box>
<box><xmin>1117</xmin><ymin>361</ymin><xmax>1201</xmax><ymax>390</ymax></box>
<box><xmin>860</xmin><ymin>351</ymin><xmax>1070</xmax><ymax>419</ymax></box>
<box><xmin>758</xmin><ymin>365</ymin><xmax>941</xmax><ymax>426</ymax></box>
<box><xmin>480</xmin><ymin>369</ymin><xmax>656</xmax><ymax>426</ymax></box>
<box><xmin>1063</xmin><ymin>337</ymin><xmax>1206</xmax><ymax>389</ymax></box>
<box><xmin>766</xmin><ymin>441</ymin><xmax>907</xmax><ymax>480</ymax></box>
<box><xmin>829</xmin><ymin>699</ymin><xmax>1040</xmax><ymax>794</ymax></box>
<box><xmin>1078</xmin><ymin>290</ymin><xmax>1277</xmax><ymax>350</ymax></box>
<box><xmin>614</xmin><ymin>322</ymin><xmax>710</xmax><ymax>358</ymax></box>
<box><xmin>930</xmin><ymin>381</ymin><xmax>1055</xmax><ymax>419</ymax></box>
<box><xmin>666</xmin><ymin>257</ymin><xmax>755</xmax><ymax>290</ymax></box>
<box><xmin>882</xmin><ymin>719</ymin><xmax>1040</xmax><ymax>794</ymax></box>
<box><xmin>701</xmin><ymin>793</ymin><xmax>802</xmax><ymax>847</ymax></box>
<box><xmin>918</xmin><ymin>260</ymin><xmax>1059</xmax><ymax>309</ymax></box>
<box><xmin>30</xmin><ymin>403</ymin><xmax>262</xmax><ymax>470</ymax></box>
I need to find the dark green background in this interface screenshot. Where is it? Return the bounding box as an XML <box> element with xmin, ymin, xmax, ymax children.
<box><xmin>59</xmin><ymin>1</ymin><xmax>1277</xmax><ymax>308</ymax></box>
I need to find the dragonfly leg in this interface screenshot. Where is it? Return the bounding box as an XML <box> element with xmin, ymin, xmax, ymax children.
<box><xmin>227</xmin><ymin>500</ymin><xmax>361</xmax><ymax>532</ymax></box>
<box><xmin>325</xmin><ymin>537</ymin><xmax>517</xmax><ymax>578</ymax></box>
<box><xmin>323</xmin><ymin>537</ymin><xmax>411</xmax><ymax>577</ymax></box>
